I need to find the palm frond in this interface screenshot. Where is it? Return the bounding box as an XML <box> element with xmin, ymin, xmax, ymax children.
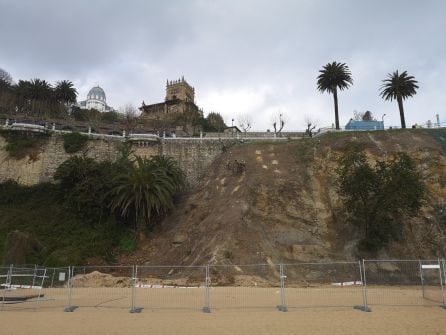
<box><xmin>379</xmin><ymin>70</ymin><xmax>419</xmax><ymax>101</ymax></box>
<box><xmin>317</xmin><ymin>61</ymin><xmax>353</xmax><ymax>94</ymax></box>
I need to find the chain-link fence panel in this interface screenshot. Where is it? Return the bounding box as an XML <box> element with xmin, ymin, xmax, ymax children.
<box><xmin>69</xmin><ymin>266</ymin><xmax>133</xmax><ymax>310</ymax></box>
<box><xmin>420</xmin><ymin>260</ymin><xmax>445</xmax><ymax>305</ymax></box>
<box><xmin>38</xmin><ymin>267</ymin><xmax>70</xmax><ymax>310</ymax></box>
<box><xmin>0</xmin><ymin>265</ymin><xmax>48</xmax><ymax>311</ymax></box>
<box><xmin>363</xmin><ymin>260</ymin><xmax>444</xmax><ymax>306</ymax></box>
<box><xmin>135</xmin><ymin>265</ymin><xmax>206</xmax><ymax>311</ymax></box>
<box><xmin>284</xmin><ymin>262</ymin><xmax>364</xmax><ymax>309</ymax></box>
<box><xmin>209</xmin><ymin>264</ymin><xmax>281</xmax><ymax>311</ymax></box>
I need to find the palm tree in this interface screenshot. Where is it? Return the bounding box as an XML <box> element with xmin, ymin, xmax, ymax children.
<box><xmin>54</xmin><ymin>80</ymin><xmax>78</xmax><ymax>118</ymax></box>
<box><xmin>14</xmin><ymin>80</ymin><xmax>32</xmax><ymax>114</ymax></box>
<box><xmin>28</xmin><ymin>79</ymin><xmax>52</xmax><ymax>116</ymax></box>
<box><xmin>317</xmin><ymin>62</ymin><xmax>353</xmax><ymax>130</ymax></box>
<box><xmin>109</xmin><ymin>156</ymin><xmax>184</xmax><ymax>234</ymax></box>
<box><xmin>379</xmin><ymin>70</ymin><xmax>418</xmax><ymax>129</ymax></box>
<box><xmin>150</xmin><ymin>155</ymin><xmax>185</xmax><ymax>190</ymax></box>
<box><xmin>54</xmin><ymin>80</ymin><xmax>78</xmax><ymax>106</ymax></box>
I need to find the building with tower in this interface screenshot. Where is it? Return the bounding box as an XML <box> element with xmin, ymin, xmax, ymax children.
<box><xmin>77</xmin><ymin>86</ymin><xmax>115</xmax><ymax>113</ymax></box>
<box><xmin>139</xmin><ymin>77</ymin><xmax>202</xmax><ymax>120</ymax></box>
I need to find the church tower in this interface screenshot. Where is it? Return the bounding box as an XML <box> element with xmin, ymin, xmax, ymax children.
<box><xmin>165</xmin><ymin>76</ymin><xmax>195</xmax><ymax>103</ymax></box>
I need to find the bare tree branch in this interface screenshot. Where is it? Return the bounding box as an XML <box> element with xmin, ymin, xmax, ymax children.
<box><xmin>120</xmin><ymin>103</ymin><xmax>139</xmax><ymax>133</ymax></box>
<box><xmin>237</xmin><ymin>114</ymin><xmax>252</xmax><ymax>132</ymax></box>
<box><xmin>304</xmin><ymin>116</ymin><xmax>317</xmax><ymax>137</ymax></box>
<box><xmin>271</xmin><ymin>113</ymin><xmax>285</xmax><ymax>135</ymax></box>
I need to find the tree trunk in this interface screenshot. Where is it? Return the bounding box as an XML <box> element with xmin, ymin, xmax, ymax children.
<box><xmin>397</xmin><ymin>94</ymin><xmax>406</xmax><ymax>129</ymax></box>
<box><xmin>333</xmin><ymin>88</ymin><xmax>340</xmax><ymax>130</ymax></box>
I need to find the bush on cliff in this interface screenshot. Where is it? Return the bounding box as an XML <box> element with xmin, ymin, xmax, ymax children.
<box><xmin>0</xmin><ymin>181</ymin><xmax>122</xmax><ymax>266</ymax></box>
<box><xmin>54</xmin><ymin>156</ymin><xmax>116</xmax><ymax>225</ymax></box>
<box><xmin>62</xmin><ymin>132</ymin><xmax>88</xmax><ymax>153</ymax></box>
<box><xmin>337</xmin><ymin>146</ymin><xmax>426</xmax><ymax>252</ymax></box>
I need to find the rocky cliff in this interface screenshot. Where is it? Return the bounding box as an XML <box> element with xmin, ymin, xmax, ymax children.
<box><xmin>122</xmin><ymin>130</ymin><xmax>446</xmax><ymax>266</ymax></box>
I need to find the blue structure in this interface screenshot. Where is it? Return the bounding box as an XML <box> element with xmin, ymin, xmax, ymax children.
<box><xmin>345</xmin><ymin>119</ymin><xmax>384</xmax><ymax>130</ymax></box>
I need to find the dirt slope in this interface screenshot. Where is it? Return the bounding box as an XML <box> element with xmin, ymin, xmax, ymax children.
<box><xmin>121</xmin><ymin>130</ymin><xmax>446</xmax><ymax>266</ymax></box>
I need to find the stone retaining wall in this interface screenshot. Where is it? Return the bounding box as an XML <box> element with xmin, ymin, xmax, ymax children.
<box><xmin>0</xmin><ymin>132</ymin><xmax>238</xmax><ymax>186</ymax></box>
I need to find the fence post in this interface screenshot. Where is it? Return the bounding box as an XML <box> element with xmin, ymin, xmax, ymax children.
<box><xmin>419</xmin><ymin>260</ymin><xmax>426</xmax><ymax>299</ymax></box>
<box><xmin>34</xmin><ymin>267</ymin><xmax>47</xmax><ymax>309</ymax></box>
<box><xmin>0</xmin><ymin>265</ymin><xmax>12</xmax><ymax>311</ymax></box>
<box><xmin>442</xmin><ymin>259</ymin><xmax>446</xmax><ymax>309</ymax></box>
<box><xmin>277</xmin><ymin>264</ymin><xmax>288</xmax><ymax>312</ymax></box>
<box><xmin>7</xmin><ymin>264</ymin><xmax>13</xmax><ymax>287</ymax></box>
<box><xmin>64</xmin><ymin>266</ymin><xmax>77</xmax><ymax>312</ymax></box>
<box><xmin>437</xmin><ymin>259</ymin><xmax>445</xmax><ymax>308</ymax></box>
<box><xmin>32</xmin><ymin>264</ymin><xmax>37</xmax><ymax>287</ymax></box>
<box><xmin>203</xmin><ymin>265</ymin><xmax>211</xmax><ymax>313</ymax></box>
<box><xmin>130</xmin><ymin>265</ymin><xmax>142</xmax><ymax>313</ymax></box>
<box><xmin>354</xmin><ymin>260</ymin><xmax>371</xmax><ymax>312</ymax></box>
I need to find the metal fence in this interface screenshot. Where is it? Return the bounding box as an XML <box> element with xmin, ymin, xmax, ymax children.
<box><xmin>1</xmin><ymin>260</ymin><xmax>445</xmax><ymax>313</ymax></box>
<box><xmin>284</xmin><ymin>261</ymin><xmax>365</xmax><ymax>309</ymax></box>
<box><xmin>363</xmin><ymin>260</ymin><xmax>445</xmax><ymax>307</ymax></box>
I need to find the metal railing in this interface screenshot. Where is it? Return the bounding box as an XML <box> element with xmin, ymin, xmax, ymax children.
<box><xmin>1</xmin><ymin>260</ymin><xmax>445</xmax><ymax>313</ymax></box>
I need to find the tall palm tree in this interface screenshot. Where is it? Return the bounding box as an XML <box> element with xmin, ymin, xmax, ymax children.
<box><xmin>14</xmin><ymin>80</ymin><xmax>32</xmax><ymax>114</ymax></box>
<box><xmin>317</xmin><ymin>62</ymin><xmax>353</xmax><ymax>130</ymax></box>
<box><xmin>29</xmin><ymin>79</ymin><xmax>52</xmax><ymax>116</ymax></box>
<box><xmin>54</xmin><ymin>80</ymin><xmax>78</xmax><ymax>106</ymax></box>
<box><xmin>379</xmin><ymin>70</ymin><xmax>418</xmax><ymax>129</ymax></box>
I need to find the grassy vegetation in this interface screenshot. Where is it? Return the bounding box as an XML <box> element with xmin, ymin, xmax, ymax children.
<box><xmin>0</xmin><ymin>148</ymin><xmax>185</xmax><ymax>266</ymax></box>
<box><xmin>63</xmin><ymin>132</ymin><xmax>89</xmax><ymax>153</ymax></box>
<box><xmin>0</xmin><ymin>129</ymin><xmax>50</xmax><ymax>159</ymax></box>
<box><xmin>0</xmin><ymin>181</ymin><xmax>128</xmax><ymax>266</ymax></box>
<box><xmin>424</xmin><ymin>128</ymin><xmax>446</xmax><ymax>153</ymax></box>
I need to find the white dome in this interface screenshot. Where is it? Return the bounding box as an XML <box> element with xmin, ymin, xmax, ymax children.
<box><xmin>87</xmin><ymin>86</ymin><xmax>106</xmax><ymax>101</ymax></box>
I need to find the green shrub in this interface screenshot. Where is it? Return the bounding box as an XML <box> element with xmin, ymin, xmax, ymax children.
<box><xmin>101</xmin><ymin>111</ymin><xmax>120</xmax><ymax>123</ymax></box>
<box><xmin>119</xmin><ymin>235</ymin><xmax>137</xmax><ymax>254</ymax></box>
<box><xmin>337</xmin><ymin>147</ymin><xmax>426</xmax><ymax>252</ymax></box>
<box><xmin>0</xmin><ymin>181</ymin><xmax>126</xmax><ymax>266</ymax></box>
<box><xmin>63</xmin><ymin>132</ymin><xmax>88</xmax><ymax>153</ymax></box>
<box><xmin>54</xmin><ymin>156</ymin><xmax>115</xmax><ymax>225</ymax></box>
<box><xmin>424</xmin><ymin>129</ymin><xmax>446</xmax><ymax>153</ymax></box>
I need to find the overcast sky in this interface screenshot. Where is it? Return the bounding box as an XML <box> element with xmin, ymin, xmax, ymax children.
<box><xmin>1</xmin><ymin>0</ymin><xmax>445</xmax><ymax>130</ymax></box>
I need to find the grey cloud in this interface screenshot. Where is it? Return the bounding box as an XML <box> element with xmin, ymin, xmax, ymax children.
<box><xmin>1</xmin><ymin>0</ymin><xmax>445</xmax><ymax>129</ymax></box>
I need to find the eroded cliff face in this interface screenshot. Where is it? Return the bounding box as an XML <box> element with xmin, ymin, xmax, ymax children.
<box><xmin>122</xmin><ymin>130</ymin><xmax>446</xmax><ymax>266</ymax></box>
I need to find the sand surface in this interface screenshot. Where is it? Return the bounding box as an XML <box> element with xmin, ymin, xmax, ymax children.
<box><xmin>1</xmin><ymin>286</ymin><xmax>446</xmax><ymax>334</ymax></box>
<box><xmin>1</xmin><ymin>306</ymin><xmax>446</xmax><ymax>335</ymax></box>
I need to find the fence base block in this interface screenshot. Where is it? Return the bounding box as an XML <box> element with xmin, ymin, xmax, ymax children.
<box><xmin>64</xmin><ymin>306</ymin><xmax>78</xmax><ymax>312</ymax></box>
<box><xmin>202</xmin><ymin>306</ymin><xmax>211</xmax><ymax>313</ymax></box>
<box><xmin>354</xmin><ymin>305</ymin><xmax>372</xmax><ymax>312</ymax></box>
<box><xmin>276</xmin><ymin>305</ymin><xmax>288</xmax><ymax>312</ymax></box>
<box><xmin>130</xmin><ymin>307</ymin><xmax>143</xmax><ymax>314</ymax></box>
